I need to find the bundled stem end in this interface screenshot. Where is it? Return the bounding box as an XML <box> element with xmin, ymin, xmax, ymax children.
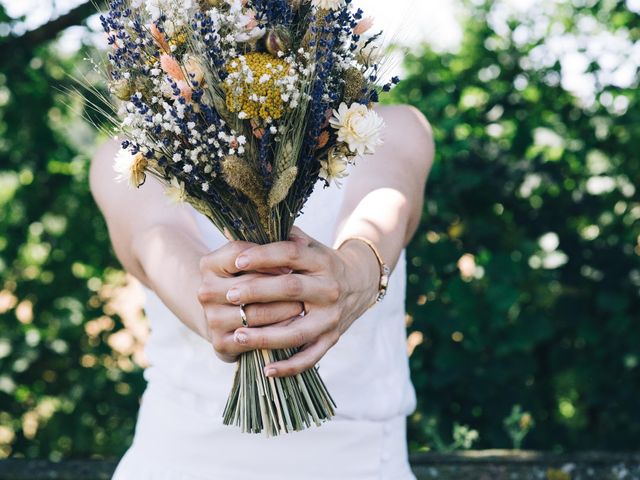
<box><xmin>222</xmin><ymin>348</ymin><xmax>336</xmax><ymax>437</ymax></box>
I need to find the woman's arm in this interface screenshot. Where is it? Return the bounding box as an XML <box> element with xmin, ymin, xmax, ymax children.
<box><xmin>209</xmin><ymin>105</ymin><xmax>435</xmax><ymax>376</ymax></box>
<box><xmin>90</xmin><ymin>140</ymin><xmax>211</xmax><ymax>339</ymax></box>
<box><xmin>334</xmin><ymin>105</ymin><xmax>434</xmax><ymax>269</ymax></box>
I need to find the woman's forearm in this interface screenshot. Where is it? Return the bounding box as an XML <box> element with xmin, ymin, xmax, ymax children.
<box><xmin>91</xmin><ymin>140</ymin><xmax>212</xmax><ymax>341</ymax></box>
<box><xmin>132</xmin><ymin>224</ymin><xmax>210</xmax><ymax>340</ymax></box>
<box><xmin>334</xmin><ymin>105</ymin><xmax>434</xmax><ymax>273</ymax></box>
<box><xmin>334</xmin><ymin>187</ymin><xmax>413</xmax><ymax>271</ymax></box>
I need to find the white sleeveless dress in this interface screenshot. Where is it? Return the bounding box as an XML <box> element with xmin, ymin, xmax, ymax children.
<box><xmin>111</xmin><ymin>177</ymin><xmax>417</xmax><ymax>480</ymax></box>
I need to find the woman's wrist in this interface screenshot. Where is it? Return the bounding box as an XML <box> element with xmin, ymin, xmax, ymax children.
<box><xmin>336</xmin><ymin>239</ymin><xmax>381</xmax><ymax>316</ymax></box>
<box><xmin>132</xmin><ymin>224</ymin><xmax>211</xmax><ymax>340</ymax></box>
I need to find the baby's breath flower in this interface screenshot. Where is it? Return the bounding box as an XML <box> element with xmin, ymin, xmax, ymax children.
<box><xmin>235</xmin><ymin>10</ymin><xmax>265</xmax><ymax>43</ymax></box>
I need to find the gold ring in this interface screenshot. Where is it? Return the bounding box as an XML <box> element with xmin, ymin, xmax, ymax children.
<box><xmin>239</xmin><ymin>304</ymin><xmax>249</xmax><ymax>327</ymax></box>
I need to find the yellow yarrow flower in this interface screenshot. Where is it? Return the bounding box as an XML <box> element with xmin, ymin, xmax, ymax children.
<box><xmin>169</xmin><ymin>32</ymin><xmax>188</xmax><ymax>48</ymax></box>
<box><xmin>224</xmin><ymin>52</ymin><xmax>293</xmax><ymax>121</ymax></box>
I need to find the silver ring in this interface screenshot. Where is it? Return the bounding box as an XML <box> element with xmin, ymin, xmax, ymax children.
<box><xmin>239</xmin><ymin>304</ymin><xmax>249</xmax><ymax>327</ymax></box>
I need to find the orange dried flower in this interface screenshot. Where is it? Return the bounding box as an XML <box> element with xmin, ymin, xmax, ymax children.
<box><xmin>150</xmin><ymin>23</ymin><xmax>170</xmax><ymax>52</ymax></box>
<box><xmin>353</xmin><ymin>17</ymin><xmax>374</xmax><ymax>36</ymax></box>
<box><xmin>177</xmin><ymin>80</ymin><xmax>193</xmax><ymax>102</ymax></box>
<box><xmin>316</xmin><ymin>130</ymin><xmax>330</xmax><ymax>149</ymax></box>
<box><xmin>160</xmin><ymin>54</ymin><xmax>186</xmax><ymax>82</ymax></box>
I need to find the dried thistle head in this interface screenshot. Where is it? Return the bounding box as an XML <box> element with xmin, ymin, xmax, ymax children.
<box><xmin>342</xmin><ymin>67</ymin><xmax>366</xmax><ymax>105</ymax></box>
<box><xmin>110</xmin><ymin>78</ymin><xmax>134</xmax><ymax>101</ymax></box>
<box><xmin>265</xmin><ymin>27</ymin><xmax>292</xmax><ymax>56</ymax></box>
<box><xmin>197</xmin><ymin>0</ymin><xmax>227</xmax><ymax>11</ymax></box>
<box><xmin>222</xmin><ymin>156</ymin><xmax>271</xmax><ymax>229</ymax></box>
<box><xmin>222</xmin><ymin>156</ymin><xmax>265</xmax><ymax>203</ymax></box>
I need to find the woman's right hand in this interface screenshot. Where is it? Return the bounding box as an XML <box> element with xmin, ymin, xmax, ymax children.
<box><xmin>198</xmin><ymin>241</ymin><xmax>304</xmax><ymax>363</ymax></box>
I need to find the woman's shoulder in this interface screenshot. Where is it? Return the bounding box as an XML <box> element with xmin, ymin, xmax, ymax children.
<box><xmin>376</xmin><ymin>104</ymin><xmax>432</xmax><ymax>136</ymax></box>
<box><xmin>374</xmin><ymin>104</ymin><xmax>434</xmax><ymax>159</ymax></box>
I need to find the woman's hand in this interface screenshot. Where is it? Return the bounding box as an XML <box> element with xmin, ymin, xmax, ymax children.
<box><xmin>198</xmin><ymin>241</ymin><xmax>305</xmax><ymax>363</ymax></box>
<box><xmin>225</xmin><ymin>227</ymin><xmax>381</xmax><ymax>377</ymax></box>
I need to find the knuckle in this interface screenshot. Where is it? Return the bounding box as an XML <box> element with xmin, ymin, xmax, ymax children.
<box><xmin>244</xmin><ymin>282</ymin><xmax>257</xmax><ymax>301</ymax></box>
<box><xmin>284</xmin><ymin>276</ymin><xmax>303</xmax><ymax>298</ymax></box>
<box><xmin>286</xmin><ymin>242</ymin><xmax>301</xmax><ymax>261</ymax></box>
<box><xmin>198</xmin><ymin>278</ymin><xmax>224</xmax><ymax>304</ymax></box>
<box><xmin>250</xmin><ymin>304</ymin><xmax>268</xmax><ymax>325</ymax></box>
<box><xmin>198</xmin><ymin>255</ymin><xmax>210</xmax><ymax>273</ymax></box>
<box><xmin>229</xmin><ymin>241</ymin><xmax>248</xmax><ymax>259</ymax></box>
<box><xmin>214</xmin><ymin>350</ymin><xmax>236</xmax><ymax>364</ymax></box>
<box><xmin>325</xmin><ymin>280</ymin><xmax>341</xmax><ymax>303</ymax></box>
<box><xmin>197</xmin><ymin>284</ymin><xmax>211</xmax><ymax>304</ymax></box>
<box><xmin>205</xmin><ymin>307</ymin><xmax>223</xmax><ymax>330</ymax></box>
<box><xmin>211</xmin><ymin>336</ymin><xmax>227</xmax><ymax>355</ymax></box>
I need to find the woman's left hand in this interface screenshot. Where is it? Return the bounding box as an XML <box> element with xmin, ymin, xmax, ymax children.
<box><xmin>226</xmin><ymin>227</ymin><xmax>380</xmax><ymax>377</ymax></box>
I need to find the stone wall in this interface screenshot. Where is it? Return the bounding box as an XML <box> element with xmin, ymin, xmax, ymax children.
<box><xmin>0</xmin><ymin>451</ymin><xmax>638</xmax><ymax>480</ymax></box>
<box><xmin>410</xmin><ymin>450</ymin><xmax>640</xmax><ymax>480</ymax></box>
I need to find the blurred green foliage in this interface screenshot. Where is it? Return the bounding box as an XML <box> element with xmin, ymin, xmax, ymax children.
<box><xmin>0</xmin><ymin>3</ymin><xmax>145</xmax><ymax>460</ymax></box>
<box><xmin>391</xmin><ymin>0</ymin><xmax>640</xmax><ymax>451</ymax></box>
<box><xmin>0</xmin><ymin>0</ymin><xmax>638</xmax><ymax>460</ymax></box>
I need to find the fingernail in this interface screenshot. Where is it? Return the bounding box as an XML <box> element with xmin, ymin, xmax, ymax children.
<box><xmin>264</xmin><ymin>367</ymin><xmax>277</xmax><ymax>377</ymax></box>
<box><xmin>234</xmin><ymin>332</ymin><xmax>248</xmax><ymax>344</ymax></box>
<box><xmin>226</xmin><ymin>288</ymin><xmax>240</xmax><ymax>303</ymax></box>
<box><xmin>235</xmin><ymin>256</ymin><xmax>249</xmax><ymax>269</ymax></box>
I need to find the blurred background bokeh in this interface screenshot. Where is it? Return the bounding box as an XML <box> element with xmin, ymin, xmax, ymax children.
<box><xmin>0</xmin><ymin>0</ymin><xmax>638</xmax><ymax>461</ymax></box>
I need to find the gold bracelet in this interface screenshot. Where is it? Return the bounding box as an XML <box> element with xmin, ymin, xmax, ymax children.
<box><xmin>336</xmin><ymin>236</ymin><xmax>390</xmax><ymax>308</ymax></box>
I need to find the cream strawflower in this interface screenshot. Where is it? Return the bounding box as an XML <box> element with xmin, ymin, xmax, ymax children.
<box><xmin>165</xmin><ymin>177</ymin><xmax>188</xmax><ymax>203</ymax></box>
<box><xmin>319</xmin><ymin>147</ymin><xmax>349</xmax><ymax>187</ymax></box>
<box><xmin>329</xmin><ymin>103</ymin><xmax>384</xmax><ymax>156</ymax></box>
<box><xmin>184</xmin><ymin>55</ymin><xmax>206</xmax><ymax>85</ymax></box>
<box><xmin>311</xmin><ymin>0</ymin><xmax>346</xmax><ymax>10</ymax></box>
<box><xmin>114</xmin><ymin>148</ymin><xmax>147</xmax><ymax>188</ymax></box>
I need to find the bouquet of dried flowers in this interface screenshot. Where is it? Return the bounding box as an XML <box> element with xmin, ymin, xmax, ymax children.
<box><xmin>97</xmin><ymin>0</ymin><xmax>397</xmax><ymax>436</ymax></box>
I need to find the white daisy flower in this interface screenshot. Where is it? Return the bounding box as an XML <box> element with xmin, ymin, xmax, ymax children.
<box><xmin>330</xmin><ymin>103</ymin><xmax>385</xmax><ymax>156</ymax></box>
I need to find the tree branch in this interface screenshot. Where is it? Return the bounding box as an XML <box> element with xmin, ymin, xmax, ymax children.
<box><xmin>1</xmin><ymin>2</ymin><xmax>97</xmax><ymax>53</ymax></box>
